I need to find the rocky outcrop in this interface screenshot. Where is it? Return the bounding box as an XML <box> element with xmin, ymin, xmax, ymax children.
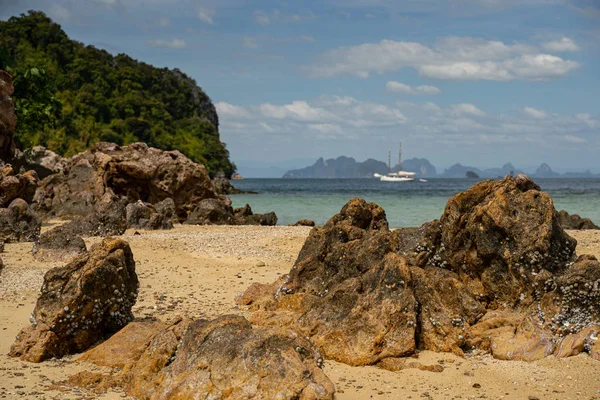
<box><xmin>9</xmin><ymin>237</ymin><xmax>138</xmax><ymax>362</ymax></box>
<box><xmin>70</xmin><ymin>315</ymin><xmax>335</xmax><ymax>399</ymax></box>
<box><xmin>242</xmin><ymin>175</ymin><xmax>600</xmax><ymax>365</ymax></box>
<box><xmin>558</xmin><ymin>210</ymin><xmax>599</xmax><ymax>230</ymax></box>
<box><xmin>34</xmin><ymin>142</ymin><xmax>220</xmax><ymax>221</ymax></box>
<box><xmin>185</xmin><ymin>201</ymin><xmax>277</xmax><ymax>226</ymax></box>
<box><xmin>32</xmin><ymin>224</ymin><xmax>87</xmax><ymax>262</ymax></box>
<box><xmin>0</xmin><ymin>69</ymin><xmax>16</xmax><ymax>161</ymax></box>
<box><xmin>125</xmin><ymin>199</ymin><xmax>174</xmax><ymax>230</ymax></box>
<box><xmin>0</xmin><ymin>198</ymin><xmax>41</xmax><ymax>243</ymax></box>
<box><xmin>233</xmin><ymin>203</ymin><xmax>278</xmax><ymax>226</ymax></box>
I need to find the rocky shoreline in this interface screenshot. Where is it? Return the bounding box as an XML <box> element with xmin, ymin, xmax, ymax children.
<box><xmin>2</xmin><ymin>67</ymin><xmax>600</xmax><ymax>399</ymax></box>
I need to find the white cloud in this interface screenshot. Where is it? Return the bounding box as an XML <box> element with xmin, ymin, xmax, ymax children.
<box><xmin>307</xmin><ymin>37</ymin><xmax>580</xmax><ymax>81</ymax></box>
<box><xmin>198</xmin><ymin>7</ymin><xmax>215</xmax><ymax>24</ymax></box>
<box><xmin>147</xmin><ymin>39</ymin><xmax>187</xmax><ymax>49</ymax></box>
<box><xmin>386</xmin><ymin>81</ymin><xmax>441</xmax><ymax>95</ymax></box>
<box><xmin>450</xmin><ymin>103</ymin><xmax>486</xmax><ymax>117</ymax></box>
<box><xmin>577</xmin><ymin>113</ymin><xmax>598</xmax><ymax>128</ymax></box>
<box><xmin>523</xmin><ymin>106</ymin><xmax>547</xmax><ymax>119</ymax></box>
<box><xmin>542</xmin><ymin>37</ymin><xmax>580</xmax><ymax>52</ymax></box>
<box><xmin>215</xmin><ymin>102</ymin><xmax>250</xmax><ymax>118</ymax></box>
<box><xmin>217</xmin><ymin>96</ymin><xmax>599</xmax><ymax>157</ymax></box>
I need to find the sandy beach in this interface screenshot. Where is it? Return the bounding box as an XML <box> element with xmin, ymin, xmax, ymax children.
<box><xmin>1</xmin><ymin>225</ymin><xmax>600</xmax><ymax>400</ymax></box>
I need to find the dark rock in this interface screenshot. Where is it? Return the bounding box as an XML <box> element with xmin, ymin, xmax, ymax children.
<box><xmin>9</xmin><ymin>237</ymin><xmax>138</xmax><ymax>362</ymax></box>
<box><xmin>154</xmin><ymin>198</ymin><xmax>176</xmax><ymax>225</ymax></box>
<box><xmin>53</xmin><ymin>194</ymin><xmax>128</xmax><ymax>238</ymax></box>
<box><xmin>0</xmin><ymin>198</ymin><xmax>42</xmax><ymax>243</ymax></box>
<box><xmin>125</xmin><ymin>200</ymin><xmax>173</xmax><ymax>230</ymax></box>
<box><xmin>558</xmin><ymin>210</ymin><xmax>599</xmax><ymax>230</ymax></box>
<box><xmin>70</xmin><ymin>315</ymin><xmax>335</xmax><ymax>399</ymax></box>
<box><xmin>291</xmin><ymin>219</ymin><xmax>316</xmax><ymax>227</ymax></box>
<box><xmin>233</xmin><ymin>203</ymin><xmax>278</xmax><ymax>226</ymax></box>
<box><xmin>34</xmin><ymin>142</ymin><xmax>221</xmax><ymax>221</ymax></box>
<box><xmin>32</xmin><ymin>224</ymin><xmax>87</xmax><ymax>262</ymax></box>
<box><xmin>0</xmin><ymin>69</ymin><xmax>17</xmax><ymax>161</ymax></box>
<box><xmin>242</xmin><ymin>175</ymin><xmax>600</xmax><ymax>364</ymax></box>
<box><xmin>185</xmin><ymin>198</ymin><xmax>235</xmax><ymax>225</ymax></box>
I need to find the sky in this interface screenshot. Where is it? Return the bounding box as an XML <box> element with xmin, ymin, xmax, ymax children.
<box><xmin>1</xmin><ymin>0</ymin><xmax>599</xmax><ymax>174</ymax></box>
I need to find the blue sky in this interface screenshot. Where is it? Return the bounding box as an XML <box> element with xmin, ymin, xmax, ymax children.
<box><xmin>1</xmin><ymin>0</ymin><xmax>599</xmax><ymax>174</ymax></box>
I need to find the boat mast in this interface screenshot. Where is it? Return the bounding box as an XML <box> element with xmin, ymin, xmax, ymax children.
<box><xmin>388</xmin><ymin>151</ymin><xmax>391</xmax><ymax>175</ymax></box>
<box><xmin>398</xmin><ymin>142</ymin><xmax>402</xmax><ymax>174</ymax></box>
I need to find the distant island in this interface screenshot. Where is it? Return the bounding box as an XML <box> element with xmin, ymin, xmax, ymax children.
<box><xmin>283</xmin><ymin>158</ymin><xmax>598</xmax><ymax>179</ymax></box>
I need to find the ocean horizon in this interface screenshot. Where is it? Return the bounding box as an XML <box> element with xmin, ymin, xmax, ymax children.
<box><xmin>230</xmin><ymin>177</ymin><xmax>600</xmax><ymax>228</ymax></box>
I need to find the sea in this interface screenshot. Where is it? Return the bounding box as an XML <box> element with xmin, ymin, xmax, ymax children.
<box><xmin>229</xmin><ymin>178</ymin><xmax>600</xmax><ymax>228</ymax></box>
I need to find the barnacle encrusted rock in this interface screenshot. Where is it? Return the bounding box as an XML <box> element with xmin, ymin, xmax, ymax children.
<box><xmin>70</xmin><ymin>315</ymin><xmax>335</xmax><ymax>400</ymax></box>
<box><xmin>242</xmin><ymin>175</ymin><xmax>600</xmax><ymax>364</ymax></box>
<box><xmin>9</xmin><ymin>237</ymin><xmax>138</xmax><ymax>362</ymax></box>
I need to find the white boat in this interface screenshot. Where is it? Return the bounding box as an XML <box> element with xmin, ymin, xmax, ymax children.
<box><xmin>377</xmin><ymin>143</ymin><xmax>415</xmax><ymax>182</ymax></box>
<box><xmin>419</xmin><ymin>178</ymin><xmax>428</xmax><ymax>183</ymax></box>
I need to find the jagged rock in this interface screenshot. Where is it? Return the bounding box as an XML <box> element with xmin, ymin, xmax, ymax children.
<box><xmin>32</xmin><ymin>224</ymin><xmax>87</xmax><ymax>262</ymax></box>
<box><xmin>233</xmin><ymin>203</ymin><xmax>278</xmax><ymax>226</ymax></box>
<box><xmin>0</xmin><ymin>166</ymin><xmax>38</xmax><ymax>206</ymax></box>
<box><xmin>415</xmin><ymin>174</ymin><xmax>576</xmax><ymax>308</ymax></box>
<box><xmin>126</xmin><ymin>200</ymin><xmax>173</xmax><ymax>230</ymax></box>
<box><xmin>292</xmin><ymin>219</ymin><xmax>316</xmax><ymax>227</ymax></box>
<box><xmin>9</xmin><ymin>237</ymin><xmax>138</xmax><ymax>362</ymax></box>
<box><xmin>558</xmin><ymin>210</ymin><xmax>599</xmax><ymax>230</ymax></box>
<box><xmin>71</xmin><ymin>315</ymin><xmax>334</xmax><ymax>400</ymax></box>
<box><xmin>185</xmin><ymin>198</ymin><xmax>235</xmax><ymax>225</ymax></box>
<box><xmin>0</xmin><ymin>198</ymin><xmax>42</xmax><ymax>243</ymax></box>
<box><xmin>242</xmin><ymin>176</ymin><xmax>600</xmax><ymax>365</ymax></box>
<box><xmin>0</xmin><ymin>69</ymin><xmax>17</xmax><ymax>161</ymax></box>
<box><xmin>34</xmin><ymin>142</ymin><xmax>221</xmax><ymax>221</ymax></box>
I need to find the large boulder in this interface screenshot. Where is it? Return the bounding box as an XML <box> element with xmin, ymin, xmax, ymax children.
<box><xmin>34</xmin><ymin>142</ymin><xmax>220</xmax><ymax>221</ymax></box>
<box><xmin>0</xmin><ymin>198</ymin><xmax>41</xmax><ymax>243</ymax></box>
<box><xmin>0</xmin><ymin>69</ymin><xmax>16</xmax><ymax>161</ymax></box>
<box><xmin>242</xmin><ymin>175</ymin><xmax>600</xmax><ymax>364</ymax></box>
<box><xmin>9</xmin><ymin>237</ymin><xmax>138</xmax><ymax>362</ymax></box>
<box><xmin>70</xmin><ymin>315</ymin><xmax>334</xmax><ymax>400</ymax></box>
<box><xmin>185</xmin><ymin>198</ymin><xmax>235</xmax><ymax>225</ymax></box>
<box><xmin>558</xmin><ymin>210</ymin><xmax>599</xmax><ymax>230</ymax></box>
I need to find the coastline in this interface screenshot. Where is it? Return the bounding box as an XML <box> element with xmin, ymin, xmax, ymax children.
<box><xmin>1</xmin><ymin>225</ymin><xmax>599</xmax><ymax>399</ymax></box>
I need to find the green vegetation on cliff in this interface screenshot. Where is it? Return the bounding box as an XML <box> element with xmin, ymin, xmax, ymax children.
<box><xmin>0</xmin><ymin>11</ymin><xmax>235</xmax><ymax>177</ymax></box>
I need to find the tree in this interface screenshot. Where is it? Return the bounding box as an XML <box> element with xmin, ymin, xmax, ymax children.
<box><xmin>12</xmin><ymin>67</ymin><xmax>62</xmax><ymax>149</ymax></box>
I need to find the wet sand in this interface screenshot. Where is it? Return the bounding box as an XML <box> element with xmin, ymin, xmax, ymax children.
<box><xmin>1</xmin><ymin>225</ymin><xmax>599</xmax><ymax>399</ymax></box>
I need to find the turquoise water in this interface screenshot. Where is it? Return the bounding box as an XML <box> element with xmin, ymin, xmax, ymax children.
<box><xmin>230</xmin><ymin>178</ymin><xmax>600</xmax><ymax>228</ymax></box>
